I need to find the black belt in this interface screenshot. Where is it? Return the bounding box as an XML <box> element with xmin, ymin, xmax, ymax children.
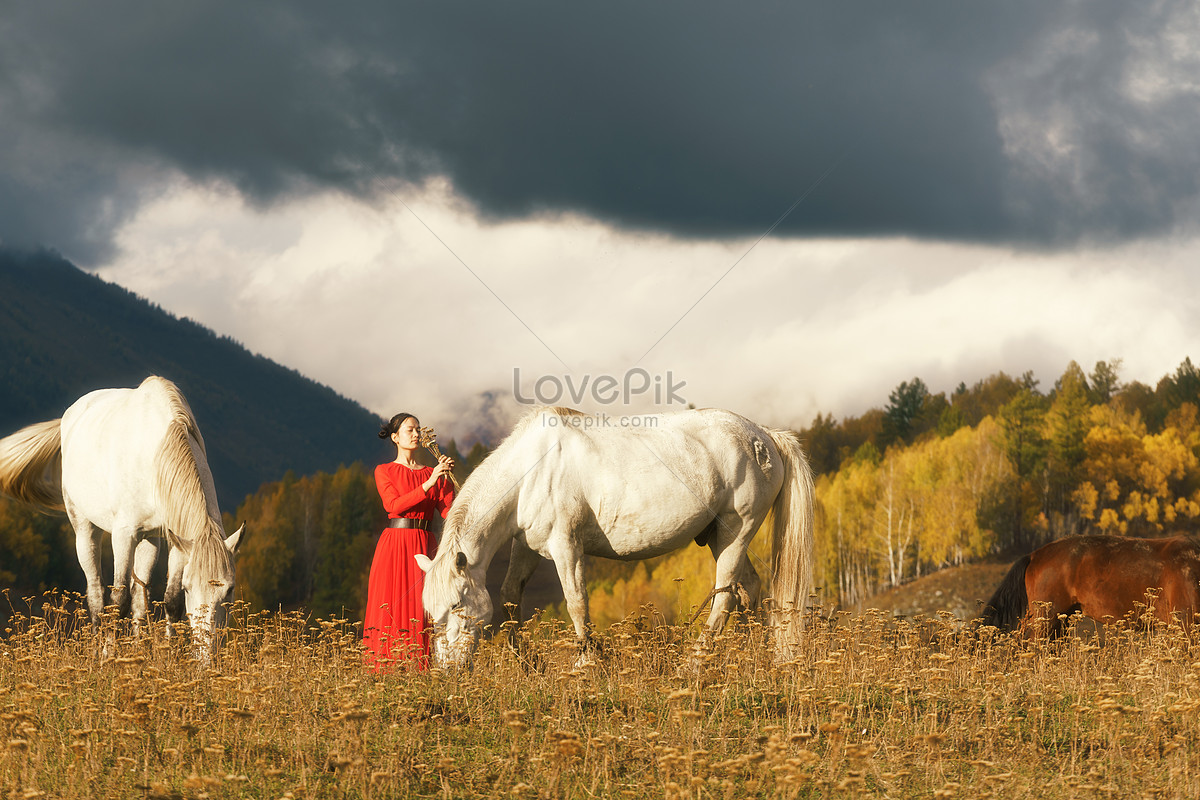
<box><xmin>387</xmin><ymin>518</ymin><xmax>430</xmax><ymax>530</ymax></box>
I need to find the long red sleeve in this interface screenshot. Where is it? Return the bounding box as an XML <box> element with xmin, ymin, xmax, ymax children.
<box><xmin>375</xmin><ymin>463</ymin><xmax>428</xmax><ymax>516</ymax></box>
<box><xmin>374</xmin><ymin>463</ymin><xmax>456</xmax><ymax>519</ymax></box>
<box><xmin>435</xmin><ymin>476</ymin><xmax>455</xmax><ymax>518</ymax></box>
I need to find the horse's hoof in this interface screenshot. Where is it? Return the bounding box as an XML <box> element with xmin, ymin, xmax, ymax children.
<box><xmin>572</xmin><ymin>639</ymin><xmax>602</xmax><ymax>669</ymax></box>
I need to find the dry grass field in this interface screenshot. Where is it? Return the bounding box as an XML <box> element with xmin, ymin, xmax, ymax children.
<box><xmin>3</xmin><ymin>595</ymin><xmax>1200</xmax><ymax>799</ymax></box>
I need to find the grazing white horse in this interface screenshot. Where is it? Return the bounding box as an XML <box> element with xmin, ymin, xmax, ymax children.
<box><xmin>0</xmin><ymin>376</ymin><xmax>244</xmax><ymax>658</ymax></box>
<box><xmin>415</xmin><ymin>406</ymin><xmax>814</xmax><ymax>666</ymax></box>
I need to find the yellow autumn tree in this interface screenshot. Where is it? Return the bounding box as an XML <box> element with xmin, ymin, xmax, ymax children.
<box><xmin>816</xmin><ymin>453</ymin><xmax>881</xmax><ymax>608</ymax></box>
<box><xmin>910</xmin><ymin>419</ymin><xmax>1012</xmax><ymax>570</ymax></box>
<box><xmin>813</xmin><ymin>418</ymin><xmax>1013</xmax><ymax>608</ymax></box>
<box><xmin>1073</xmin><ymin>404</ymin><xmax>1200</xmax><ymax>533</ymax></box>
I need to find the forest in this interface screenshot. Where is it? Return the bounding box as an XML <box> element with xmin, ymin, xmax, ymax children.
<box><xmin>4</xmin><ymin>358</ymin><xmax>1200</xmax><ymax>629</ymax></box>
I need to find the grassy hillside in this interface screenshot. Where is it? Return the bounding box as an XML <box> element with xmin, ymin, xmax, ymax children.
<box><xmin>0</xmin><ymin>246</ymin><xmax>389</xmax><ymax>505</ymax></box>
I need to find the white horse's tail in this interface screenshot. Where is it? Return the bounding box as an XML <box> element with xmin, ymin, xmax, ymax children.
<box><xmin>0</xmin><ymin>419</ymin><xmax>65</xmax><ymax>511</ymax></box>
<box><xmin>765</xmin><ymin>428</ymin><xmax>815</xmax><ymax>660</ymax></box>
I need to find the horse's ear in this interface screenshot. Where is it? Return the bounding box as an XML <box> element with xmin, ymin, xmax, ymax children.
<box><xmin>414</xmin><ymin>554</ymin><xmax>434</xmax><ymax>573</ymax></box>
<box><xmin>224</xmin><ymin>522</ymin><xmax>247</xmax><ymax>553</ymax></box>
<box><xmin>455</xmin><ymin>551</ymin><xmax>468</xmax><ymax>574</ymax></box>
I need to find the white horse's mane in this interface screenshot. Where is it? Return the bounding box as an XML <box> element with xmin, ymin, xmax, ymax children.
<box><xmin>148</xmin><ymin>377</ymin><xmax>232</xmax><ymax>576</ymax></box>
<box><xmin>442</xmin><ymin>406</ymin><xmax>582</xmax><ymax>544</ymax></box>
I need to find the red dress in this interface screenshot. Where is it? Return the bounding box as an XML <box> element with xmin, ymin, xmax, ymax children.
<box><xmin>363</xmin><ymin>462</ymin><xmax>455</xmax><ymax>670</ymax></box>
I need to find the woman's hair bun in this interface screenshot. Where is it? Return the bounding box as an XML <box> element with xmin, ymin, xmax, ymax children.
<box><xmin>379</xmin><ymin>412</ymin><xmax>417</xmax><ymax>440</ymax></box>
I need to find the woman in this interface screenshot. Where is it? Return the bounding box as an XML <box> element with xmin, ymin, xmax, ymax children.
<box><xmin>363</xmin><ymin>412</ymin><xmax>455</xmax><ymax>670</ymax></box>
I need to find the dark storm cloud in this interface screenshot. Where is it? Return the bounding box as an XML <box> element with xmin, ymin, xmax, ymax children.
<box><xmin>1</xmin><ymin>1</ymin><xmax>1197</xmax><ymax>263</ymax></box>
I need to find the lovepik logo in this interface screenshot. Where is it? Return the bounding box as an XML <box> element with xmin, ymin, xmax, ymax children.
<box><xmin>512</xmin><ymin>368</ymin><xmax>687</xmax><ymax>406</ymax></box>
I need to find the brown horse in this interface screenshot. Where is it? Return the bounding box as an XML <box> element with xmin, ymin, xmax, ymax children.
<box><xmin>981</xmin><ymin>534</ymin><xmax>1200</xmax><ymax>636</ymax></box>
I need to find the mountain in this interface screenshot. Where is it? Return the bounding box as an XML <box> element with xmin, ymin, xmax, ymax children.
<box><xmin>0</xmin><ymin>246</ymin><xmax>391</xmax><ymax>506</ymax></box>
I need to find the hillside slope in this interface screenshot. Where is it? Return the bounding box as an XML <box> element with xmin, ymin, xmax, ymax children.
<box><xmin>854</xmin><ymin>560</ymin><xmax>1014</xmax><ymax>621</ymax></box>
<box><xmin>0</xmin><ymin>247</ymin><xmax>388</xmax><ymax>504</ymax></box>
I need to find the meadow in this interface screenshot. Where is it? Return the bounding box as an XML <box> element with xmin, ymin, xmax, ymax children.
<box><xmin>3</xmin><ymin>597</ymin><xmax>1200</xmax><ymax>799</ymax></box>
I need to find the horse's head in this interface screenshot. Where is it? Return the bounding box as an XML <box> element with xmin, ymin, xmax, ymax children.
<box><xmin>181</xmin><ymin>522</ymin><xmax>246</xmax><ymax>660</ymax></box>
<box><xmin>416</xmin><ymin>549</ymin><xmax>491</xmax><ymax>667</ymax></box>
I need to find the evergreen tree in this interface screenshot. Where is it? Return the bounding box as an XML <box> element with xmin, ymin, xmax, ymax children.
<box><xmin>1116</xmin><ymin>380</ymin><xmax>1159</xmax><ymax>430</ymax></box>
<box><xmin>311</xmin><ymin>466</ymin><xmax>380</xmax><ymax>619</ymax></box>
<box><xmin>882</xmin><ymin>378</ymin><xmax>930</xmax><ymax>448</ymax></box>
<box><xmin>951</xmin><ymin>372</ymin><xmax>1023</xmax><ymax>428</ymax></box>
<box><xmin>465</xmin><ymin>442</ymin><xmax>491</xmax><ymax>474</ymax></box>
<box><xmin>443</xmin><ymin>439</ymin><xmax>466</xmax><ymax>484</ymax></box>
<box><xmin>1045</xmin><ymin>362</ymin><xmax>1092</xmax><ymax>526</ymax></box>
<box><xmin>1088</xmin><ymin>359</ymin><xmax>1123</xmax><ymax>405</ymax></box>
<box><xmin>997</xmin><ymin>385</ymin><xmax>1048</xmax><ymax>548</ymax></box>
<box><xmin>803</xmin><ymin>412</ymin><xmax>840</xmax><ymax>475</ymax></box>
<box><xmin>1156</xmin><ymin>358</ymin><xmax>1200</xmax><ymax>426</ymax></box>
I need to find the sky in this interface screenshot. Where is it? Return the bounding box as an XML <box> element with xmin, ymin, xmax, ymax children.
<box><xmin>3</xmin><ymin>1</ymin><xmax>1200</xmax><ymax>446</ymax></box>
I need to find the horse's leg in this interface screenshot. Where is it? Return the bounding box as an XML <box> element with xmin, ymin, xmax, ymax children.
<box><xmin>1020</xmin><ymin>553</ymin><xmax>1056</xmax><ymax>639</ymax></box>
<box><xmin>703</xmin><ymin>514</ymin><xmax>755</xmax><ymax>638</ymax></box>
<box><xmin>546</xmin><ymin>533</ymin><xmax>594</xmax><ymax>658</ymax></box>
<box><xmin>500</xmin><ymin>539</ymin><xmax>542</xmax><ymax>645</ymax></box>
<box><xmin>130</xmin><ymin>536</ymin><xmax>160</xmax><ymax>634</ymax></box>
<box><xmin>1021</xmin><ymin>596</ymin><xmax>1053</xmax><ymax>639</ymax></box>
<box><xmin>109</xmin><ymin>524</ymin><xmax>138</xmax><ymax>620</ymax></box>
<box><xmin>734</xmin><ymin>556</ymin><xmax>763</xmax><ymax>615</ymax></box>
<box><xmin>67</xmin><ymin>500</ymin><xmax>104</xmax><ymax>628</ymax></box>
<box><xmin>1024</xmin><ymin>595</ymin><xmax>1077</xmax><ymax>639</ymax></box>
<box><xmin>691</xmin><ymin>554</ymin><xmax>761</xmax><ymax>661</ymax></box>
<box><xmin>1184</xmin><ymin>571</ymin><xmax>1200</xmax><ymax>640</ymax></box>
<box><xmin>164</xmin><ymin>544</ymin><xmax>185</xmax><ymax>634</ymax></box>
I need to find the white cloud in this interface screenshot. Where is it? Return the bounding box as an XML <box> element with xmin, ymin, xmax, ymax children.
<box><xmin>100</xmin><ymin>179</ymin><xmax>1200</xmax><ymax>445</ymax></box>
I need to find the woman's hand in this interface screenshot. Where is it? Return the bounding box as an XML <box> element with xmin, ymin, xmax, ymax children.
<box><xmin>423</xmin><ymin>455</ymin><xmax>455</xmax><ymax>492</ymax></box>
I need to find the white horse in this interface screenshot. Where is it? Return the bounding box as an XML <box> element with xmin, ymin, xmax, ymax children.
<box><xmin>415</xmin><ymin>406</ymin><xmax>814</xmax><ymax>666</ymax></box>
<box><xmin>0</xmin><ymin>376</ymin><xmax>245</xmax><ymax>657</ymax></box>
